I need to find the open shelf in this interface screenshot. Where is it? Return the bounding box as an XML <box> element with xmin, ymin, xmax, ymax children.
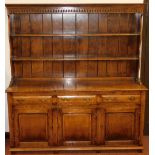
<box><xmin>12</xmin><ymin>56</ymin><xmax>139</xmax><ymax>61</ymax></box>
<box><xmin>10</xmin><ymin>33</ymin><xmax>140</xmax><ymax>37</ymax></box>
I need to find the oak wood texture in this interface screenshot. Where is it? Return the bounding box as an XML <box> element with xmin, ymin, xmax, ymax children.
<box><xmin>6</xmin><ymin>4</ymin><xmax>147</xmax><ymax>154</ymax></box>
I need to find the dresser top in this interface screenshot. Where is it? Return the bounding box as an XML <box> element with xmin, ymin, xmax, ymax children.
<box><xmin>6</xmin><ymin>78</ymin><xmax>147</xmax><ymax>92</ymax></box>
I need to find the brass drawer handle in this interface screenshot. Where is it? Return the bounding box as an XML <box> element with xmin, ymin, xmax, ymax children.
<box><xmin>128</xmin><ymin>96</ymin><xmax>136</xmax><ymax>101</ymax></box>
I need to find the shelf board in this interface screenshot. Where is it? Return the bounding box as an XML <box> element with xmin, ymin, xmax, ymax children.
<box><xmin>6</xmin><ymin>78</ymin><xmax>147</xmax><ymax>93</ymax></box>
<box><xmin>10</xmin><ymin>33</ymin><xmax>140</xmax><ymax>37</ymax></box>
<box><xmin>12</xmin><ymin>57</ymin><xmax>139</xmax><ymax>61</ymax></box>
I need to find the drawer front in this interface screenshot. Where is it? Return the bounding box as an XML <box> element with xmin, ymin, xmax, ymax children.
<box><xmin>13</xmin><ymin>96</ymin><xmax>52</xmax><ymax>104</ymax></box>
<box><xmin>57</xmin><ymin>96</ymin><xmax>96</xmax><ymax>106</ymax></box>
<box><xmin>101</xmin><ymin>95</ymin><xmax>140</xmax><ymax>103</ymax></box>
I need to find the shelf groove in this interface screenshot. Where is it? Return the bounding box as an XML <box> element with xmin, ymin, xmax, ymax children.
<box><xmin>10</xmin><ymin>33</ymin><xmax>140</xmax><ymax>37</ymax></box>
<box><xmin>12</xmin><ymin>57</ymin><xmax>139</xmax><ymax>61</ymax></box>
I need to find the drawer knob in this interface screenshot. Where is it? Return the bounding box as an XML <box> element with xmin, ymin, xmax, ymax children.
<box><xmin>129</xmin><ymin>96</ymin><xmax>135</xmax><ymax>101</ymax></box>
<box><xmin>106</xmin><ymin>98</ymin><xmax>112</xmax><ymax>101</ymax></box>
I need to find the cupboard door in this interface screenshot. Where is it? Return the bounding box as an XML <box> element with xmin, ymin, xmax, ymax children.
<box><xmin>57</xmin><ymin>107</ymin><xmax>97</xmax><ymax>146</ymax></box>
<box><xmin>104</xmin><ymin>102</ymin><xmax>140</xmax><ymax>145</ymax></box>
<box><xmin>13</xmin><ymin>98</ymin><xmax>54</xmax><ymax>148</ymax></box>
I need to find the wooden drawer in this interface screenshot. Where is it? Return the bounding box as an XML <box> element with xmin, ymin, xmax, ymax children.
<box><xmin>13</xmin><ymin>96</ymin><xmax>52</xmax><ymax>104</ymax></box>
<box><xmin>57</xmin><ymin>96</ymin><xmax>96</xmax><ymax>106</ymax></box>
<box><xmin>101</xmin><ymin>95</ymin><xmax>140</xmax><ymax>103</ymax></box>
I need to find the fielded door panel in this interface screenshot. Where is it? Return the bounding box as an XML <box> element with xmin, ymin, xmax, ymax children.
<box><xmin>56</xmin><ymin>107</ymin><xmax>98</xmax><ymax>146</ymax></box>
<box><xmin>13</xmin><ymin>96</ymin><xmax>56</xmax><ymax>147</ymax></box>
<box><xmin>103</xmin><ymin>102</ymin><xmax>141</xmax><ymax>145</ymax></box>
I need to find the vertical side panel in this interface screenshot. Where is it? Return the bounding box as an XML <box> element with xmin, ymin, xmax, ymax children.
<box><xmin>117</xmin><ymin>61</ymin><xmax>127</xmax><ymax>77</ymax></box>
<box><xmin>64</xmin><ymin>61</ymin><xmax>75</xmax><ymax>78</ymax></box>
<box><xmin>134</xmin><ymin>107</ymin><xmax>140</xmax><ymax>144</ymax></box>
<box><xmin>20</xmin><ymin>14</ymin><xmax>30</xmax><ymax>33</ymax></box>
<box><xmin>52</xmin><ymin>109</ymin><xmax>58</xmax><ymax>146</ymax></box>
<box><xmin>87</xmin><ymin>60</ymin><xmax>97</xmax><ymax>77</ymax></box>
<box><xmin>48</xmin><ymin>109</ymin><xmax>53</xmax><ymax>146</ymax></box>
<box><xmin>31</xmin><ymin>37</ymin><xmax>43</xmax><ymax>57</ymax></box>
<box><xmin>76</xmin><ymin>37</ymin><xmax>88</xmax><ymax>56</ymax></box>
<box><xmin>12</xmin><ymin>26</ymin><xmax>22</xmax><ymax>78</ymax></box>
<box><xmin>31</xmin><ymin>37</ymin><xmax>43</xmax><ymax>77</ymax></box>
<box><xmin>13</xmin><ymin>14</ymin><xmax>21</xmax><ymax>34</ymax></box>
<box><xmin>52</xmin><ymin>61</ymin><xmax>63</xmax><ymax>77</ymax></box>
<box><xmin>14</xmin><ymin>62</ymin><xmax>23</xmax><ymax>78</ymax></box>
<box><xmin>12</xmin><ymin>37</ymin><xmax>22</xmax><ymax>57</ymax></box>
<box><xmin>98</xmin><ymin>14</ymin><xmax>107</xmax><ymax>77</ymax></box>
<box><xmin>96</xmin><ymin>109</ymin><xmax>105</xmax><ymax>145</ymax></box>
<box><xmin>52</xmin><ymin>14</ymin><xmax>62</xmax><ymax>34</ymax></box>
<box><xmin>22</xmin><ymin>37</ymin><xmax>30</xmax><ymax>57</ymax></box>
<box><xmin>53</xmin><ymin>37</ymin><xmax>63</xmax><ymax>58</ymax></box>
<box><xmin>63</xmin><ymin>37</ymin><xmax>76</xmax><ymax>77</ymax></box>
<box><xmin>57</xmin><ymin>109</ymin><xmax>63</xmax><ymax>145</ymax></box>
<box><xmin>119</xmin><ymin>14</ymin><xmax>129</xmax><ymax>33</ymax></box>
<box><xmin>43</xmin><ymin>37</ymin><xmax>53</xmax><ymax>56</ymax></box>
<box><xmin>139</xmin><ymin>92</ymin><xmax>146</xmax><ymax>145</ymax></box>
<box><xmin>52</xmin><ymin>14</ymin><xmax>63</xmax><ymax>77</ymax></box>
<box><xmin>30</xmin><ymin>14</ymin><xmax>42</xmax><ymax>33</ymax></box>
<box><xmin>32</xmin><ymin>61</ymin><xmax>44</xmax><ymax>77</ymax></box>
<box><xmin>99</xmin><ymin>14</ymin><xmax>107</xmax><ymax>33</ymax></box>
<box><xmin>63</xmin><ymin>14</ymin><xmax>76</xmax><ymax>77</ymax></box>
<box><xmin>119</xmin><ymin>36</ymin><xmax>128</xmax><ymax>56</ymax></box>
<box><xmin>76</xmin><ymin>60</ymin><xmax>87</xmax><ymax>78</ymax></box>
<box><xmin>7</xmin><ymin>93</ymin><xmax>15</xmax><ymax>147</ymax></box>
<box><xmin>76</xmin><ymin>14</ymin><xmax>88</xmax><ymax>34</ymax></box>
<box><xmin>63</xmin><ymin>37</ymin><xmax>75</xmax><ymax>58</ymax></box>
<box><xmin>91</xmin><ymin>109</ymin><xmax>97</xmax><ymax>145</ymax></box>
<box><xmin>98</xmin><ymin>61</ymin><xmax>107</xmax><ymax>77</ymax></box>
<box><xmin>98</xmin><ymin>37</ymin><xmax>107</xmax><ymax>57</ymax></box>
<box><xmin>10</xmin><ymin>14</ymin><xmax>14</xmax><ymax>34</ymax></box>
<box><xmin>107</xmin><ymin>14</ymin><xmax>120</xmax><ymax>33</ymax></box>
<box><xmin>76</xmin><ymin>14</ymin><xmax>88</xmax><ymax>77</ymax></box>
<box><xmin>128</xmin><ymin>14</ymin><xmax>140</xmax><ymax>33</ymax></box>
<box><xmin>126</xmin><ymin>61</ymin><xmax>138</xmax><ymax>77</ymax></box>
<box><xmin>14</xmin><ymin>110</ymin><xmax>20</xmax><ymax>147</ymax></box>
<box><xmin>21</xmin><ymin>15</ymin><xmax>31</xmax><ymax>77</ymax></box>
<box><xmin>128</xmin><ymin>36</ymin><xmax>139</xmax><ymax>57</ymax></box>
<box><xmin>107</xmin><ymin>61</ymin><xmax>118</xmax><ymax>77</ymax></box>
<box><xmin>89</xmin><ymin>14</ymin><xmax>98</xmax><ymax>33</ymax></box>
<box><xmin>44</xmin><ymin>61</ymin><xmax>53</xmax><ymax>77</ymax></box>
<box><xmin>88</xmin><ymin>13</ymin><xmax>99</xmax><ymax>56</ymax></box>
<box><xmin>87</xmin><ymin>14</ymin><xmax>98</xmax><ymax>77</ymax></box>
<box><xmin>23</xmin><ymin>61</ymin><xmax>31</xmax><ymax>78</ymax></box>
<box><xmin>107</xmin><ymin>14</ymin><xmax>120</xmax><ymax>76</ymax></box>
<box><xmin>63</xmin><ymin>14</ymin><xmax>75</xmax><ymax>34</ymax></box>
<box><xmin>107</xmin><ymin>37</ymin><xmax>119</xmax><ymax>57</ymax></box>
<box><xmin>119</xmin><ymin>14</ymin><xmax>129</xmax><ymax>58</ymax></box>
<box><xmin>43</xmin><ymin>14</ymin><xmax>52</xmax><ymax>33</ymax></box>
<box><xmin>43</xmin><ymin>37</ymin><xmax>53</xmax><ymax>77</ymax></box>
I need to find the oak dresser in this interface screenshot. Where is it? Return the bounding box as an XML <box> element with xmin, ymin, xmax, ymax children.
<box><xmin>6</xmin><ymin>4</ymin><xmax>147</xmax><ymax>154</ymax></box>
